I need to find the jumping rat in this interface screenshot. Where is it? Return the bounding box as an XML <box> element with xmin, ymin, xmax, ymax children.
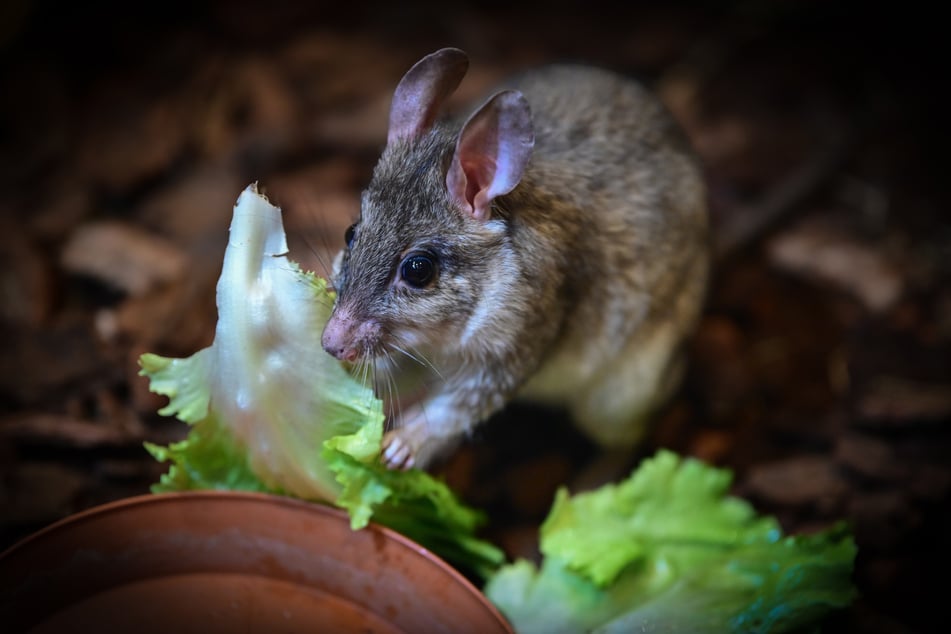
<box><xmin>321</xmin><ymin>48</ymin><xmax>709</xmax><ymax>469</ymax></box>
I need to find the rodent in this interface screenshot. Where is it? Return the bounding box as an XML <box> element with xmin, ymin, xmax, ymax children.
<box><xmin>321</xmin><ymin>48</ymin><xmax>709</xmax><ymax>470</ymax></box>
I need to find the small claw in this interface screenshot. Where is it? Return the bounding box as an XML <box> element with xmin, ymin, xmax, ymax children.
<box><xmin>382</xmin><ymin>432</ymin><xmax>415</xmax><ymax>470</ymax></box>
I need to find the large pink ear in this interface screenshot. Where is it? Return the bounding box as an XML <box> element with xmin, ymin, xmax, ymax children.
<box><xmin>446</xmin><ymin>90</ymin><xmax>534</xmax><ymax>221</ymax></box>
<box><xmin>387</xmin><ymin>48</ymin><xmax>469</xmax><ymax>144</ymax></box>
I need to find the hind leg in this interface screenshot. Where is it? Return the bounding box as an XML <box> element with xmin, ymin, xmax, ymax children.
<box><xmin>569</xmin><ymin>319</ymin><xmax>686</xmax><ymax>450</ymax></box>
<box><xmin>566</xmin><ymin>321</ymin><xmax>687</xmax><ymax>491</ymax></box>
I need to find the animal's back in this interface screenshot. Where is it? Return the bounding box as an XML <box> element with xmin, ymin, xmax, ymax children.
<box><xmin>499</xmin><ymin>65</ymin><xmax>709</xmax><ymax>445</ymax></box>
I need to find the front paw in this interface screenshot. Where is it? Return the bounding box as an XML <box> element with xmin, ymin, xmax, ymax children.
<box><xmin>381</xmin><ymin>424</ymin><xmax>458</xmax><ymax>471</ymax></box>
<box><xmin>382</xmin><ymin>429</ymin><xmax>418</xmax><ymax>470</ymax></box>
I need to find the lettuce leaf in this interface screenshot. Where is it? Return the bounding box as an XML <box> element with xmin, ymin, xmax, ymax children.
<box><xmin>141</xmin><ymin>184</ymin><xmax>503</xmax><ymax>578</ymax></box>
<box><xmin>485</xmin><ymin>451</ymin><xmax>857</xmax><ymax>633</ymax></box>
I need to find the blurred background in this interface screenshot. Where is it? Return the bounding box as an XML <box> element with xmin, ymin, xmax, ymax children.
<box><xmin>1</xmin><ymin>1</ymin><xmax>947</xmax><ymax>631</ymax></box>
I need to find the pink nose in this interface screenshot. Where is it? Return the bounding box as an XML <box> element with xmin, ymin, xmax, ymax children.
<box><xmin>321</xmin><ymin>311</ymin><xmax>359</xmax><ymax>362</ymax></box>
<box><xmin>322</xmin><ymin>309</ymin><xmax>381</xmax><ymax>363</ymax></box>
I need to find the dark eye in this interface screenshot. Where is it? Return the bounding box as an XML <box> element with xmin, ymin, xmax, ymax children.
<box><xmin>344</xmin><ymin>223</ymin><xmax>357</xmax><ymax>248</ymax></box>
<box><xmin>400</xmin><ymin>253</ymin><xmax>437</xmax><ymax>288</ymax></box>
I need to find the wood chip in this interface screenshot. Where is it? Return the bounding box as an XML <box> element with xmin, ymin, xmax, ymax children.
<box><xmin>114</xmin><ymin>273</ymin><xmax>216</xmax><ymax>352</ymax></box>
<box><xmin>0</xmin><ymin>413</ymin><xmax>144</xmax><ymax>448</ymax></box>
<box><xmin>743</xmin><ymin>455</ymin><xmax>849</xmax><ymax>508</ymax></box>
<box><xmin>135</xmin><ymin>166</ymin><xmax>240</xmax><ymax>245</ymax></box>
<box><xmin>61</xmin><ymin>221</ymin><xmax>187</xmax><ymax>297</ymax></box>
<box><xmin>768</xmin><ymin>218</ymin><xmax>904</xmax><ymax>312</ymax></box>
<box><xmin>835</xmin><ymin>432</ymin><xmax>905</xmax><ymax>482</ymax></box>
<box><xmin>856</xmin><ymin>376</ymin><xmax>951</xmax><ymax>424</ymax></box>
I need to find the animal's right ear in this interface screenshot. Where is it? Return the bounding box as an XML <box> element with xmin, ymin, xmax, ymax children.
<box><xmin>445</xmin><ymin>90</ymin><xmax>534</xmax><ymax>221</ymax></box>
<box><xmin>387</xmin><ymin>48</ymin><xmax>469</xmax><ymax>145</ymax></box>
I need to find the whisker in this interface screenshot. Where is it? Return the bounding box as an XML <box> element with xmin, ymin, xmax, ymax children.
<box><xmin>390</xmin><ymin>343</ymin><xmax>431</xmax><ymax>374</ymax></box>
<box><xmin>407</xmin><ymin>344</ymin><xmax>445</xmax><ymax>381</ymax></box>
<box><xmin>383</xmin><ymin>351</ymin><xmax>402</xmax><ymax>428</ymax></box>
<box><xmin>359</xmin><ymin>356</ymin><xmax>372</xmax><ymax>396</ymax></box>
<box><xmin>372</xmin><ymin>348</ymin><xmax>393</xmax><ymax>427</ymax></box>
<box><xmin>369</xmin><ymin>356</ymin><xmax>380</xmax><ymax>413</ymax></box>
<box><xmin>364</xmin><ymin>357</ymin><xmax>374</xmax><ymax>399</ymax></box>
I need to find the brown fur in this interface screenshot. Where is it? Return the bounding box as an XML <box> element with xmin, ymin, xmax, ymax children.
<box><xmin>323</xmin><ymin>52</ymin><xmax>709</xmax><ymax>468</ymax></box>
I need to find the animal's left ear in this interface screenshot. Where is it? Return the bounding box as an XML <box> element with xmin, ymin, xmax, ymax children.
<box><xmin>387</xmin><ymin>48</ymin><xmax>469</xmax><ymax>145</ymax></box>
<box><xmin>446</xmin><ymin>90</ymin><xmax>534</xmax><ymax>221</ymax></box>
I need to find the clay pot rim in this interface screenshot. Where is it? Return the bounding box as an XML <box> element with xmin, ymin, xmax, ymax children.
<box><xmin>3</xmin><ymin>490</ymin><xmax>451</xmax><ymax>567</ymax></box>
<box><xmin>1</xmin><ymin>490</ymin><xmax>513</xmax><ymax>633</ymax></box>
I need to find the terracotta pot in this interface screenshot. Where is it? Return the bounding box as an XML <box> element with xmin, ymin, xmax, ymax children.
<box><xmin>0</xmin><ymin>491</ymin><xmax>513</xmax><ymax>633</ymax></box>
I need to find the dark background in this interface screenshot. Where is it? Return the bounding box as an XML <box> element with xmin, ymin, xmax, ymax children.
<box><xmin>1</xmin><ymin>1</ymin><xmax>948</xmax><ymax>632</ymax></box>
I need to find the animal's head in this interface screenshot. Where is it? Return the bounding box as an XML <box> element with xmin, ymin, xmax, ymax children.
<box><xmin>322</xmin><ymin>48</ymin><xmax>533</xmax><ymax>366</ymax></box>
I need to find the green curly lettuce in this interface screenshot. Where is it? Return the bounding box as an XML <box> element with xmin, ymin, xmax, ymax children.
<box><xmin>141</xmin><ymin>184</ymin><xmax>503</xmax><ymax>578</ymax></box>
<box><xmin>485</xmin><ymin>451</ymin><xmax>857</xmax><ymax>633</ymax></box>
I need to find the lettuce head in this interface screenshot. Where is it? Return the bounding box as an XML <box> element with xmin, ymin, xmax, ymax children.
<box><xmin>485</xmin><ymin>451</ymin><xmax>857</xmax><ymax>633</ymax></box>
<box><xmin>141</xmin><ymin>184</ymin><xmax>503</xmax><ymax>578</ymax></box>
